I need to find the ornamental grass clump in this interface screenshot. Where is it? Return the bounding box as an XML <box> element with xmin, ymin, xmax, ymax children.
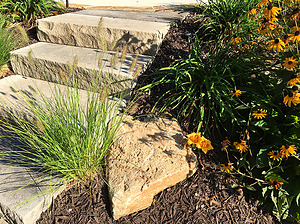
<box><xmin>0</xmin><ymin>63</ymin><xmax>126</xmax><ymax>183</ymax></box>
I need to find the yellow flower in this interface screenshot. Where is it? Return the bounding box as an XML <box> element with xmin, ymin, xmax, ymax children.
<box><xmin>268</xmin><ymin>150</ymin><xmax>282</xmax><ymax>161</ymax></box>
<box><xmin>267</xmin><ymin>38</ymin><xmax>285</xmax><ymax>52</ymax></box>
<box><xmin>199</xmin><ymin>137</ymin><xmax>214</xmax><ymax>154</ymax></box>
<box><xmin>283</xmin><ymin>57</ymin><xmax>298</xmax><ymax>71</ymax></box>
<box><xmin>230</xmin><ymin>86</ymin><xmax>242</xmax><ymax>98</ymax></box>
<box><xmin>290</xmin><ymin>31</ymin><xmax>300</xmax><ymax>43</ymax></box>
<box><xmin>234</xmin><ymin>140</ymin><xmax>249</xmax><ymax>153</ymax></box>
<box><xmin>221</xmin><ymin>137</ymin><xmax>230</xmax><ymax>150</ymax></box>
<box><xmin>258</xmin><ymin>25</ymin><xmax>272</xmax><ymax>36</ymax></box>
<box><xmin>230</xmin><ymin>35</ymin><xmax>242</xmax><ymax>44</ymax></box>
<box><xmin>264</xmin><ymin>4</ymin><xmax>281</xmax><ymax>20</ymax></box>
<box><xmin>187</xmin><ymin>132</ymin><xmax>202</xmax><ymax>148</ymax></box>
<box><xmin>221</xmin><ymin>163</ymin><xmax>234</xmax><ymax>173</ymax></box>
<box><xmin>280</xmin><ymin>144</ymin><xmax>297</xmax><ymax>158</ymax></box>
<box><xmin>269</xmin><ymin>179</ymin><xmax>283</xmax><ymax>189</ymax></box>
<box><xmin>252</xmin><ymin>109</ymin><xmax>267</xmax><ymax>119</ymax></box>
<box><xmin>248</xmin><ymin>7</ymin><xmax>257</xmax><ymax>16</ymax></box>
<box><xmin>283</xmin><ymin>92</ymin><xmax>300</xmax><ymax>107</ymax></box>
<box><xmin>258</xmin><ymin>0</ymin><xmax>272</xmax><ymax>7</ymax></box>
<box><xmin>287</xmin><ymin>77</ymin><xmax>300</xmax><ymax>86</ymax></box>
<box><xmin>239</xmin><ymin>44</ymin><xmax>249</xmax><ymax>51</ymax></box>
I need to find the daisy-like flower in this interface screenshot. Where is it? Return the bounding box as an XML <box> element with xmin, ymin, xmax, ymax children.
<box><xmin>199</xmin><ymin>137</ymin><xmax>214</xmax><ymax>154</ymax></box>
<box><xmin>239</xmin><ymin>44</ymin><xmax>249</xmax><ymax>51</ymax></box>
<box><xmin>267</xmin><ymin>38</ymin><xmax>285</xmax><ymax>52</ymax></box>
<box><xmin>258</xmin><ymin>0</ymin><xmax>272</xmax><ymax>7</ymax></box>
<box><xmin>252</xmin><ymin>109</ymin><xmax>267</xmax><ymax>119</ymax></box>
<box><xmin>230</xmin><ymin>86</ymin><xmax>242</xmax><ymax>98</ymax></box>
<box><xmin>283</xmin><ymin>92</ymin><xmax>300</xmax><ymax>107</ymax></box>
<box><xmin>234</xmin><ymin>140</ymin><xmax>249</xmax><ymax>153</ymax></box>
<box><xmin>221</xmin><ymin>163</ymin><xmax>234</xmax><ymax>173</ymax></box>
<box><xmin>290</xmin><ymin>31</ymin><xmax>300</xmax><ymax>43</ymax></box>
<box><xmin>221</xmin><ymin>137</ymin><xmax>230</xmax><ymax>150</ymax></box>
<box><xmin>264</xmin><ymin>4</ymin><xmax>281</xmax><ymax>20</ymax></box>
<box><xmin>258</xmin><ymin>25</ymin><xmax>271</xmax><ymax>36</ymax></box>
<box><xmin>287</xmin><ymin>74</ymin><xmax>300</xmax><ymax>86</ymax></box>
<box><xmin>230</xmin><ymin>35</ymin><xmax>242</xmax><ymax>44</ymax></box>
<box><xmin>269</xmin><ymin>179</ymin><xmax>283</xmax><ymax>189</ymax></box>
<box><xmin>248</xmin><ymin>7</ymin><xmax>257</xmax><ymax>16</ymax></box>
<box><xmin>187</xmin><ymin>132</ymin><xmax>202</xmax><ymax>149</ymax></box>
<box><xmin>268</xmin><ymin>150</ymin><xmax>282</xmax><ymax>161</ymax></box>
<box><xmin>280</xmin><ymin>144</ymin><xmax>297</xmax><ymax>158</ymax></box>
<box><xmin>283</xmin><ymin>57</ymin><xmax>298</xmax><ymax>71</ymax></box>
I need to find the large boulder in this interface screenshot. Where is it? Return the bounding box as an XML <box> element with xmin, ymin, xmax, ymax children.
<box><xmin>107</xmin><ymin>116</ymin><xmax>197</xmax><ymax>220</ymax></box>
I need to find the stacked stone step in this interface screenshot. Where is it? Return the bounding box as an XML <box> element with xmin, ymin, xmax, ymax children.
<box><xmin>0</xmin><ymin>9</ymin><xmax>190</xmax><ymax>224</ymax></box>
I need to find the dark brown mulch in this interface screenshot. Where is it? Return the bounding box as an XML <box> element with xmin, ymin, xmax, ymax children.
<box><xmin>35</xmin><ymin>11</ymin><xmax>282</xmax><ymax>224</ymax></box>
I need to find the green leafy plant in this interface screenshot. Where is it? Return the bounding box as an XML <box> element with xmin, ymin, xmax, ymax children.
<box><xmin>0</xmin><ymin>13</ymin><xmax>22</xmax><ymax>68</ymax></box>
<box><xmin>0</xmin><ymin>0</ymin><xmax>65</xmax><ymax>23</ymax></box>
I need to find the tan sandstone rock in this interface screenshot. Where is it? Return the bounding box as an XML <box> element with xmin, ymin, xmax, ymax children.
<box><xmin>107</xmin><ymin>116</ymin><xmax>197</xmax><ymax>220</ymax></box>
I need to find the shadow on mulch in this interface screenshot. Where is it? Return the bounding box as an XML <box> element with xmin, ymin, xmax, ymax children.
<box><xmin>35</xmin><ymin>11</ymin><xmax>283</xmax><ymax>224</ymax></box>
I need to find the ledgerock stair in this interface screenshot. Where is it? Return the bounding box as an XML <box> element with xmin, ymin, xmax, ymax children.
<box><xmin>0</xmin><ymin>7</ymin><xmax>191</xmax><ymax>224</ymax></box>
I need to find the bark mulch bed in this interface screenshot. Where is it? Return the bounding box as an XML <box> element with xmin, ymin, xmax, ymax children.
<box><xmin>20</xmin><ymin>8</ymin><xmax>281</xmax><ymax>224</ymax></box>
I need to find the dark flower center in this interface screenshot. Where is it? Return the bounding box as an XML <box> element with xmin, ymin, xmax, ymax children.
<box><xmin>274</xmin><ymin>151</ymin><xmax>278</xmax><ymax>155</ymax></box>
<box><xmin>257</xmin><ymin>110</ymin><xmax>262</xmax><ymax>114</ymax></box>
<box><xmin>283</xmin><ymin>34</ymin><xmax>289</xmax><ymax>40</ymax></box>
<box><xmin>275</xmin><ymin>39</ymin><xmax>280</xmax><ymax>43</ymax></box>
<box><xmin>292</xmin><ymin>85</ymin><xmax>299</xmax><ymax>91</ymax></box>
<box><xmin>295</xmin><ymin>31</ymin><xmax>300</xmax><ymax>36</ymax></box>
<box><xmin>288</xmin><ymin>60</ymin><xmax>293</xmax><ymax>65</ymax></box>
<box><xmin>263</xmin><ymin>18</ymin><xmax>269</xmax><ymax>23</ymax></box>
<box><xmin>285</xmin><ymin>144</ymin><xmax>290</xmax><ymax>149</ymax></box>
<box><xmin>249</xmin><ymin>7</ymin><xmax>253</xmax><ymax>10</ymax></box>
<box><xmin>288</xmin><ymin>92</ymin><xmax>294</xmax><ymax>97</ymax></box>
<box><xmin>268</xmin><ymin>4</ymin><xmax>273</xmax><ymax>10</ymax></box>
<box><xmin>232</xmin><ymin>34</ymin><xmax>237</xmax><ymax>39</ymax></box>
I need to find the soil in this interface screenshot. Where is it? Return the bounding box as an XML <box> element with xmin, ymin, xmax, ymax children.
<box><xmin>13</xmin><ymin>7</ymin><xmax>282</xmax><ymax>224</ymax></box>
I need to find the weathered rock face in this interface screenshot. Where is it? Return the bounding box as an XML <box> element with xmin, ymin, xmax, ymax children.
<box><xmin>107</xmin><ymin>116</ymin><xmax>197</xmax><ymax>220</ymax></box>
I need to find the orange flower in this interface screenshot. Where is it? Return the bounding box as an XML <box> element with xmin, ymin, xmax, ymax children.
<box><xmin>290</xmin><ymin>31</ymin><xmax>300</xmax><ymax>43</ymax></box>
<box><xmin>233</xmin><ymin>140</ymin><xmax>249</xmax><ymax>153</ymax></box>
<box><xmin>187</xmin><ymin>132</ymin><xmax>202</xmax><ymax>148</ymax></box>
<box><xmin>199</xmin><ymin>137</ymin><xmax>214</xmax><ymax>154</ymax></box>
<box><xmin>267</xmin><ymin>38</ymin><xmax>285</xmax><ymax>51</ymax></box>
<box><xmin>230</xmin><ymin>35</ymin><xmax>242</xmax><ymax>44</ymax></box>
<box><xmin>230</xmin><ymin>86</ymin><xmax>242</xmax><ymax>98</ymax></box>
<box><xmin>280</xmin><ymin>144</ymin><xmax>297</xmax><ymax>158</ymax></box>
<box><xmin>283</xmin><ymin>92</ymin><xmax>300</xmax><ymax>107</ymax></box>
<box><xmin>221</xmin><ymin>163</ymin><xmax>234</xmax><ymax>173</ymax></box>
<box><xmin>221</xmin><ymin>137</ymin><xmax>230</xmax><ymax>150</ymax></box>
<box><xmin>268</xmin><ymin>150</ymin><xmax>282</xmax><ymax>161</ymax></box>
<box><xmin>248</xmin><ymin>7</ymin><xmax>257</xmax><ymax>16</ymax></box>
<box><xmin>258</xmin><ymin>0</ymin><xmax>272</xmax><ymax>7</ymax></box>
<box><xmin>264</xmin><ymin>4</ymin><xmax>281</xmax><ymax>20</ymax></box>
<box><xmin>269</xmin><ymin>179</ymin><xmax>283</xmax><ymax>189</ymax></box>
<box><xmin>282</xmin><ymin>57</ymin><xmax>298</xmax><ymax>71</ymax></box>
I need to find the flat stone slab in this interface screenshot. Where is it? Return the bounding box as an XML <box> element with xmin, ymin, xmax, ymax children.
<box><xmin>71</xmin><ymin>9</ymin><xmax>190</xmax><ymax>23</ymax></box>
<box><xmin>10</xmin><ymin>42</ymin><xmax>152</xmax><ymax>95</ymax></box>
<box><xmin>108</xmin><ymin>116</ymin><xmax>197</xmax><ymax>220</ymax></box>
<box><xmin>0</xmin><ymin>75</ymin><xmax>124</xmax><ymax>123</ymax></box>
<box><xmin>37</xmin><ymin>13</ymin><xmax>169</xmax><ymax>55</ymax></box>
<box><xmin>0</xmin><ymin>126</ymin><xmax>64</xmax><ymax>224</ymax></box>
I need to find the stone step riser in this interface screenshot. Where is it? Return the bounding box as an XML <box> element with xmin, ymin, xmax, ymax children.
<box><xmin>37</xmin><ymin>13</ymin><xmax>169</xmax><ymax>56</ymax></box>
<box><xmin>10</xmin><ymin>42</ymin><xmax>153</xmax><ymax>97</ymax></box>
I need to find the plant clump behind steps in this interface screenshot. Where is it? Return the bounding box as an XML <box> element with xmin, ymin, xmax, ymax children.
<box><xmin>142</xmin><ymin>0</ymin><xmax>300</xmax><ymax>222</ymax></box>
<box><xmin>0</xmin><ymin>0</ymin><xmax>65</xmax><ymax>24</ymax></box>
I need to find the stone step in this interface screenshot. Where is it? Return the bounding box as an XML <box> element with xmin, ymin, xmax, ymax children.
<box><xmin>10</xmin><ymin>42</ymin><xmax>153</xmax><ymax>96</ymax></box>
<box><xmin>71</xmin><ymin>9</ymin><xmax>190</xmax><ymax>23</ymax></box>
<box><xmin>37</xmin><ymin>12</ymin><xmax>170</xmax><ymax>56</ymax></box>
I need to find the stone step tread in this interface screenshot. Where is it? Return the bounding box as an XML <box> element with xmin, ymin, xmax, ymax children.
<box><xmin>36</xmin><ymin>12</ymin><xmax>170</xmax><ymax>55</ymax></box>
<box><xmin>70</xmin><ymin>9</ymin><xmax>190</xmax><ymax>23</ymax></box>
<box><xmin>10</xmin><ymin>42</ymin><xmax>153</xmax><ymax>94</ymax></box>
